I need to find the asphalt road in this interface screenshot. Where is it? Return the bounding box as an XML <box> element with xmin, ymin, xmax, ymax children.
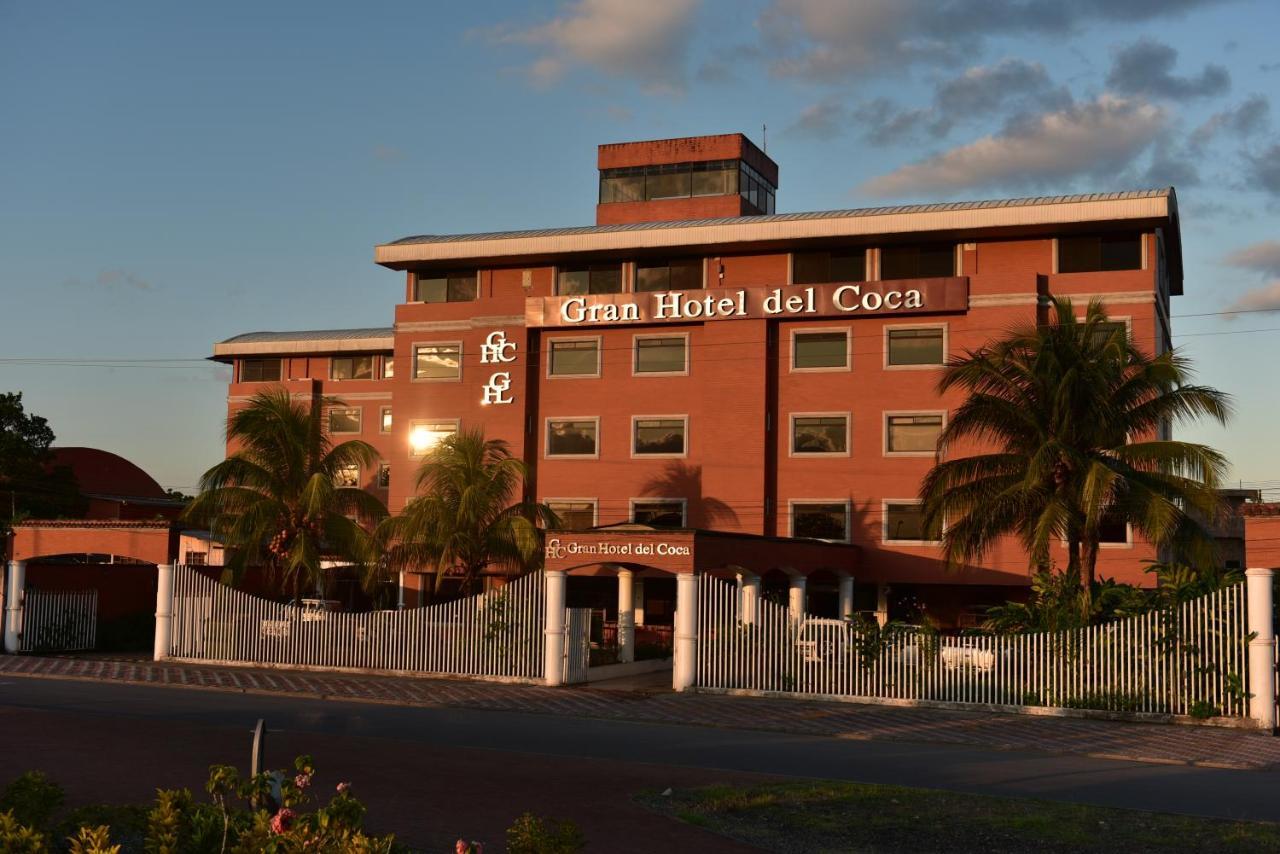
<box><xmin>3</xmin><ymin>676</ymin><xmax>1279</xmax><ymax>850</ymax></box>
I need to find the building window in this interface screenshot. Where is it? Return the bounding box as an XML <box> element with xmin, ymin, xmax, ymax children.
<box><xmin>633</xmin><ymin>417</ymin><xmax>687</xmax><ymax>457</ymax></box>
<box><xmin>548</xmin><ymin>338</ymin><xmax>600</xmax><ymax>378</ymax></box>
<box><xmin>880</xmin><ymin>244</ymin><xmax>956</xmax><ymax>280</ymax></box>
<box><xmin>1058</xmin><ymin>234</ymin><xmax>1142</xmax><ymax>273</ymax></box>
<box><xmin>331</xmin><ymin>356</ymin><xmax>374</xmax><ymax>380</ymax></box>
<box><xmin>635</xmin><ymin>258</ymin><xmax>703</xmax><ymax>292</ymax></box>
<box><xmin>415</xmin><ymin>270</ymin><xmax>478</xmax><ymax>303</ymax></box>
<box><xmin>547</xmin><ymin>499</ymin><xmax>597</xmax><ymax>531</ymax></box>
<box><xmin>884</xmin><ymin>501</ymin><xmax>941</xmax><ymax>543</ymax></box>
<box><xmin>792</xmin><ymin>415</ymin><xmax>849</xmax><ymax>455</ymax></box>
<box><xmin>634</xmin><ymin>335</ymin><xmax>688</xmax><ymax>375</ymax></box>
<box><xmin>409</xmin><ymin>420</ymin><xmax>458</xmax><ymax>458</ymax></box>
<box><xmin>382</xmin><ymin>358</ymin><xmax>395</xmax><ymax>379</ymax></box>
<box><xmin>380</xmin><ymin>407</ymin><xmax>392</xmax><ymax>433</ymax></box>
<box><xmin>376</xmin><ymin>463</ymin><xmax>390</xmax><ymax>489</ymax></box>
<box><xmin>886</xmin><ymin>327</ymin><xmax>945</xmax><ymax>367</ymax></box>
<box><xmin>792</xmin><ymin>249</ymin><xmax>866</xmax><ymax>284</ymax></box>
<box><xmin>185</xmin><ymin>551</ymin><xmax>208</xmax><ymax>566</ymax></box>
<box><xmin>556</xmin><ymin>264</ymin><xmax>623</xmax><ymax>296</ymax></box>
<box><xmin>328</xmin><ymin>407</ymin><xmax>361</xmax><ymax>434</ymax></box>
<box><xmin>334</xmin><ymin>464</ymin><xmax>360</xmax><ymax>488</ymax></box>
<box><xmin>600</xmin><ymin>160</ymin><xmax>744</xmax><ymax>204</ymax></box>
<box><xmin>1090</xmin><ymin>320</ymin><xmax>1129</xmax><ymax>348</ymax></box>
<box><xmin>739</xmin><ymin>160</ymin><xmax>776</xmax><ymax>213</ymax></box>
<box><xmin>240</xmin><ymin>358</ymin><xmax>281</xmax><ymax>383</ymax></box>
<box><xmin>413</xmin><ymin>343</ymin><xmax>462</xmax><ymax>380</ymax></box>
<box><xmin>886</xmin><ymin>413</ymin><xmax>944</xmax><ymax>455</ymax></box>
<box><xmin>791</xmin><ymin>502</ymin><xmax>849</xmax><ymax>542</ymax></box>
<box><xmin>632</xmin><ymin>499</ymin><xmax>686</xmax><ymax>527</ymax></box>
<box><xmin>546</xmin><ymin>418</ymin><xmax>599</xmax><ymax>458</ymax></box>
<box><xmin>1098</xmin><ymin>510</ymin><xmax>1130</xmax><ymax>545</ymax></box>
<box><xmin>792</xmin><ymin>330</ymin><xmax>849</xmax><ymax>371</ymax></box>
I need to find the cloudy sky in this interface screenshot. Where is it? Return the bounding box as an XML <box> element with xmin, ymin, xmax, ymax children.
<box><xmin>2</xmin><ymin>0</ymin><xmax>1278</xmax><ymax>499</ymax></box>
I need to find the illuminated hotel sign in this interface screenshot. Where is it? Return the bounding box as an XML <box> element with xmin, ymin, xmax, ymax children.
<box><xmin>544</xmin><ymin>537</ymin><xmax>691</xmax><ymax>560</ymax></box>
<box><xmin>526</xmin><ymin>278</ymin><xmax>968</xmax><ymax>329</ymax></box>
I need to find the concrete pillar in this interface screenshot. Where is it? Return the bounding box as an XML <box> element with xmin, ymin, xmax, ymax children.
<box><xmin>837</xmin><ymin>574</ymin><xmax>855</xmax><ymax>619</ymax></box>
<box><xmin>4</xmin><ymin>560</ymin><xmax>25</xmax><ymax>654</ymax></box>
<box><xmin>788</xmin><ymin>575</ymin><xmax>807</xmax><ymax>621</ymax></box>
<box><xmin>153</xmin><ymin>563</ymin><xmax>174</xmax><ymax>661</ymax></box>
<box><xmin>397</xmin><ymin>570</ymin><xmax>406</xmax><ymax>610</ymax></box>
<box><xmin>544</xmin><ymin>570</ymin><xmax>567</xmax><ymax>687</ymax></box>
<box><xmin>1246</xmin><ymin>568</ymin><xmax>1275</xmax><ymax>730</ymax></box>
<box><xmin>617</xmin><ymin>569</ymin><xmax>635</xmax><ymax>663</ymax></box>
<box><xmin>739</xmin><ymin>573</ymin><xmax>760</xmax><ymax>625</ymax></box>
<box><xmin>875</xmin><ymin>583</ymin><xmax>890</xmax><ymax>627</ymax></box>
<box><xmin>634</xmin><ymin>578</ymin><xmax>645</xmax><ymax>627</ymax></box>
<box><xmin>673</xmin><ymin>572</ymin><xmax>698</xmax><ymax>691</ymax></box>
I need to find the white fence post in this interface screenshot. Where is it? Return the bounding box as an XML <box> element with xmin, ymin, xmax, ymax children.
<box><xmin>4</xmin><ymin>560</ymin><xmax>25</xmax><ymax>654</ymax></box>
<box><xmin>617</xmin><ymin>569</ymin><xmax>635</xmax><ymax>664</ymax></box>
<box><xmin>544</xmin><ymin>570</ymin><xmax>566</xmax><ymax>686</ymax></box>
<box><xmin>154</xmin><ymin>563</ymin><xmax>174</xmax><ymax>662</ymax></box>
<box><xmin>674</xmin><ymin>572</ymin><xmax>698</xmax><ymax>691</ymax></box>
<box><xmin>1246</xmin><ymin>567</ymin><xmax>1275</xmax><ymax>730</ymax></box>
<box><xmin>788</xmin><ymin>575</ymin><xmax>806</xmax><ymax>621</ymax></box>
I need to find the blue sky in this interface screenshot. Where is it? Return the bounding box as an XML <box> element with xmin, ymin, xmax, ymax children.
<box><xmin>2</xmin><ymin>0</ymin><xmax>1279</xmax><ymax>499</ymax></box>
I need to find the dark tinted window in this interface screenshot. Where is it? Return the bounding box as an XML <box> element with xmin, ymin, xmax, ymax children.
<box><xmin>635</xmin><ymin>258</ymin><xmax>703</xmax><ymax>292</ymax></box>
<box><xmin>793</xmin><ymin>503</ymin><xmax>848</xmax><ymax>541</ymax></box>
<box><xmin>881</xmin><ymin>244</ymin><xmax>955</xmax><ymax>280</ymax></box>
<box><xmin>548</xmin><ymin>339</ymin><xmax>600</xmax><ymax>376</ymax></box>
<box><xmin>793</xmin><ymin>250</ymin><xmax>866</xmax><ymax>284</ymax></box>
<box><xmin>240</xmin><ymin>359</ymin><xmax>281</xmax><ymax>383</ymax></box>
<box><xmin>415</xmin><ymin>271</ymin><xmax>478</xmax><ymax>303</ymax></box>
<box><xmin>885</xmin><ymin>502</ymin><xmax>941</xmax><ymax>542</ymax></box>
<box><xmin>632</xmin><ymin>500</ymin><xmax>684</xmax><ymax>527</ymax></box>
<box><xmin>794</xmin><ymin>331</ymin><xmax>848</xmax><ymax>369</ymax></box>
<box><xmin>1058</xmin><ymin>234</ymin><xmax>1142</xmax><ymax>273</ymax></box>
<box><xmin>1098</xmin><ymin>510</ymin><xmax>1129</xmax><ymax>544</ymax></box>
<box><xmin>887</xmin><ymin>328</ymin><xmax>945</xmax><ymax>366</ymax></box>
<box><xmin>792</xmin><ymin>416</ymin><xmax>848</xmax><ymax>454</ymax></box>
<box><xmin>548</xmin><ymin>501</ymin><xmax>595</xmax><ymax>531</ymax></box>
<box><xmin>557</xmin><ymin>265</ymin><xmax>623</xmax><ymax>295</ymax></box>
<box><xmin>634</xmin><ymin>418</ymin><xmax>686</xmax><ymax>455</ymax></box>
<box><xmin>331</xmin><ymin>356</ymin><xmax>374</xmax><ymax>380</ymax></box>
<box><xmin>547</xmin><ymin>420</ymin><xmax>598</xmax><ymax>456</ymax></box>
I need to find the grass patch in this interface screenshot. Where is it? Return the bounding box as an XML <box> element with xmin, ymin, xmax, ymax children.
<box><xmin>640</xmin><ymin>781</ymin><xmax>1280</xmax><ymax>853</ymax></box>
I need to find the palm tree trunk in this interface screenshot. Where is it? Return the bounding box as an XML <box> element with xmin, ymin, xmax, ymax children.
<box><xmin>1065</xmin><ymin>536</ymin><xmax>1083</xmax><ymax>588</ymax></box>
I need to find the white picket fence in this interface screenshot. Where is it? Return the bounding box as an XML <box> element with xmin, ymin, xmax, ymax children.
<box><xmin>695</xmin><ymin>575</ymin><xmax>1251</xmax><ymax>717</ymax></box>
<box><xmin>167</xmin><ymin>565</ymin><xmax>544</xmax><ymax>682</ymax></box>
<box><xmin>19</xmin><ymin>589</ymin><xmax>97</xmax><ymax>653</ymax></box>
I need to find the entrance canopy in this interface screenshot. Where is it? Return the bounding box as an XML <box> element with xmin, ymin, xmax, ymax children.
<box><xmin>543</xmin><ymin>525</ymin><xmax>857</xmax><ymax>578</ymax></box>
<box><xmin>9</xmin><ymin>520</ymin><xmax>178</xmax><ymax>565</ymax></box>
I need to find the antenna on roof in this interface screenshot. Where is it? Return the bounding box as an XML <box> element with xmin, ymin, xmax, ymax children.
<box><xmin>762</xmin><ymin>123</ymin><xmax>767</xmax><ymax>153</ymax></box>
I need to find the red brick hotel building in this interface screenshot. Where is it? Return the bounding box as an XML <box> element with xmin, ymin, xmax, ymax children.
<box><xmin>213</xmin><ymin>134</ymin><xmax>1182</xmax><ymax>626</ymax></box>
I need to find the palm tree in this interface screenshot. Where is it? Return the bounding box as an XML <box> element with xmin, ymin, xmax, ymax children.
<box><xmin>379</xmin><ymin>428</ymin><xmax>557</xmax><ymax>596</ymax></box>
<box><xmin>184</xmin><ymin>389</ymin><xmax>388</xmax><ymax>600</ymax></box>
<box><xmin>920</xmin><ymin>296</ymin><xmax>1231</xmax><ymax>588</ymax></box>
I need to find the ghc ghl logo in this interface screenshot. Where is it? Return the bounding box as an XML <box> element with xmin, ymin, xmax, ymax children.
<box><xmin>545</xmin><ymin>538</ymin><xmax>566</xmax><ymax>561</ymax></box>
<box><xmin>480</xmin><ymin>330</ymin><xmax>516</xmax><ymax>405</ymax></box>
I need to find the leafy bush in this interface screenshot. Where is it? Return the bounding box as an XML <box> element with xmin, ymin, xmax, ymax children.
<box><xmin>505</xmin><ymin>812</ymin><xmax>586</xmax><ymax>854</ymax></box>
<box><xmin>1188</xmin><ymin>700</ymin><xmax>1220</xmax><ymax>720</ymax></box>
<box><xmin>0</xmin><ymin>771</ymin><xmax>65</xmax><ymax>829</ymax></box>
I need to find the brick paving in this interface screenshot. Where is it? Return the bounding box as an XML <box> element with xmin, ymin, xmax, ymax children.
<box><xmin>4</xmin><ymin>653</ymin><xmax>1279</xmax><ymax>771</ymax></box>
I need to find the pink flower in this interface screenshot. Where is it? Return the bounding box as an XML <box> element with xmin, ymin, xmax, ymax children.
<box><xmin>335</xmin><ymin>781</ymin><xmax>351</xmax><ymax>795</ymax></box>
<box><xmin>455</xmin><ymin>840</ymin><xmax>483</xmax><ymax>854</ymax></box>
<box><xmin>270</xmin><ymin>808</ymin><xmax>296</xmax><ymax>835</ymax></box>
<box><xmin>294</xmin><ymin>773</ymin><xmax>312</xmax><ymax>789</ymax></box>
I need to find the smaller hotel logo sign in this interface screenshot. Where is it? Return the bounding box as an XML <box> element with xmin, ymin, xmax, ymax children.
<box><xmin>544</xmin><ymin>537</ymin><xmax>692</xmax><ymax>561</ymax></box>
<box><xmin>526</xmin><ymin>279</ymin><xmax>968</xmax><ymax>329</ymax></box>
<box><xmin>480</xmin><ymin>330</ymin><xmax>516</xmax><ymax>405</ymax></box>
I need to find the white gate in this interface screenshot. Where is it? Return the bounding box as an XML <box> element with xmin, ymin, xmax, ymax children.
<box><xmin>168</xmin><ymin>566</ymin><xmax>544</xmax><ymax>682</ymax></box>
<box><xmin>695</xmin><ymin>575</ymin><xmax>1252</xmax><ymax>718</ymax></box>
<box><xmin>564</xmin><ymin>608</ymin><xmax>591</xmax><ymax>685</ymax></box>
<box><xmin>19</xmin><ymin>589</ymin><xmax>97</xmax><ymax>653</ymax></box>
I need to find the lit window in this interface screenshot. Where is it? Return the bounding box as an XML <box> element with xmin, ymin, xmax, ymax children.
<box><xmin>635</xmin><ymin>258</ymin><xmax>702</xmax><ymax>292</ymax></box>
<box><xmin>413</xmin><ymin>343</ymin><xmax>461</xmax><ymax>380</ymax></box>
<box><xmin>887</xmin><ymin>328</ymin><xmax>945</xmax><ymax>367</ymax></box>
<box><xmin>415</xmin><ymin>271</ymin><xmax>478</xmax><ymax>303</ymax></box>
<box><xmin>634</xmin><ymin>336</ymin><xmax>687</xmax><ymax>374</ymax></box>
<box><xmin>792</xmin><ymin>250</ymin><xmax>865</xmax><ymax>284</ymax></box>
<box><xmin>793</xmin><ymin>331</ymin><xmax>848</xmax><ymax>370</ymax></box>
<box><xmin>886</xmin><ymin>414</ymin><xmax>943</xmax><ymax>454</ymax></box>
<box><xmin>331</xmin><ymin>356</ymin><xmax>374</xmax><ymax>381</ymax></box>
<box><xmin>792</xmin><ymin>503</ymin><xmax>848</xmax><ymax>541</ymax></box>
<box><xmin>547</xmin><ymin>500</ymin><xmax>596</xmax><ymax>531</ymax></box>
<box><xmin>380</xmin><ymin>408</ymin><xmax>392</xmax><ymax>433</ymax></box>
<box><xmin>880</xmin><ymin>244</ymin><xmax>955</xmax><ymax>280</ymax></box>
<box><xmin>240</xmin><ymin>359</ymin><xmax>281</xmax><ymax>383</ymax></box>
<box><xmin>1058</xmin><ymin>234</ymin><xmax>1141</xmax><ymax>273</ymax></box>
<box><xmin>547</xmin><ymin>419</ymin><xmax>598</xmax><ymax>457</ymax></box>
<box><xmin>884</xmin><ymin>502</ymin><xmax>941</xmax><ymax>543</ymax></box>
<box><xmin>409</xmin><ymin>420</ymin><xmax>457</xmax><ymax>458</ymax></box>
<box><xmin>376</xmin><ymin>463</ymin><xmax>390</xmax><ymax>489</ymax></box>
<box><xmin>548</xmin><ymin>339</ymin><xmax>600</xmax><ymax>377</ymax></box>
<box><xmin>334</xmin><ymin>464</ymin><xmax>360</xmax><ymax>488</ymax></box>
<box><xmin>792</xmin><ymin>415</ymin><xmax>848</xmax><ymax>455</ymax></box>
<box><xmin>634</xmin><ymin>417</ymin><xmax>686</xmax><ymax>456</ymax></box>
<box><xmin>556</xmin><ymin>265</ymin><xmax>623</xmax><ymax>296</ymax></box>
<box><xmin>632</xmin><ymin>499</ymin><xmax>685</xmax><ymax>527</ymax></box>
<box><xmin>382</xmin><ymin>358</ymin><xmax>395</xmax><ymax>379</ymax></box>
<box><xmin>328</xmin><ymin>408</ymin><xmax>361</xmax><ymax>434</ymax></box>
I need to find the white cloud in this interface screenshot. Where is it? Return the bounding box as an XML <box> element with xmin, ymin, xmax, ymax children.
<box><xmin>490</xmin><ymin>0</ymin><xmax>699</xmax><ymax>94</ymax></box>
<box><xmin>1225</xmin><ymin>281</ymin><xmax>1280</xmax><ymax>314</ymax></box>
<box><xmin>1224</xmin><ymin>240</ymin><xmax>1280</xmax><ymax>277</ymax></box>
<box><xmin>860</xmin><ymin>95</ymin><xmax>1168</xmax><ymax>198</ymax></box>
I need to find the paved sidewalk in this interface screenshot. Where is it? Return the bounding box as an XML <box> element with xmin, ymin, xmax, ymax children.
<box><xmin>4</xmin><ymin>654</ymin><xmax>1279</xmax><ymax>771</ymax></box>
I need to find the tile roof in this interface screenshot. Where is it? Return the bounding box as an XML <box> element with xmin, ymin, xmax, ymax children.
<box><xmin>217</xmin><ymin>328</ymin><xmax>393</xmax><ymax>345</ymax></box>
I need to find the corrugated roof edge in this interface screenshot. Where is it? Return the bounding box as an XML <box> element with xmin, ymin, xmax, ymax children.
<box><xmin>382</xmin><ymin>188</ymin><xmax>1174</xmax><ymax>247</ymax></box>
<box><xmin>217</xmin><ymin>327</ymin><xmax>394</xmax><ymax>345</ymax></box>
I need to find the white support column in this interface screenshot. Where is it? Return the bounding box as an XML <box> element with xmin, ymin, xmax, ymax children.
<box><xmin>4</xmin><ymin>560</ymin><xmax>26</xmax><ymax>654</ymax></box>
<box><xmin>739</xmin><ymin>572</ymin><xmax>760</xmax><ymax>625</ymax></box>
<box><xmin>153</xmin><ymin>563</ymin><xmax>174</xmax><ymax>661</ymax></box>
<box><xmin>1246</xmin><ymin>567</ymin><xmax>1275</xmax><ymax>730</ymax></box>
<box><xmin>634</xmin><ymin>578</ymin><xmax>645</xmax><ymax>627</ymax></box>
<box><xmin>837</xmin><ymin>574</ymin><xmax>855</xmax><ymax>619</ymax></box>
<box><xmin>617</xmin><ymin>569</ymin><xmax>635</xmax><ymax>664</ymax></box>
<box><xmin>397</xmin><ymin>570</ymin><xmax>406</xmax><ymax>609</ymax></box>
<box><xmin>544</xmin><ymin>570</ymin><xmax>567</xmax><ymax>687</ymax></box>
<box><xmin>673</xmin><ymin>572</ymin><xmax>698</xmax><ymax>691</ymax></box>
<box><xmin>788</xmin><ymin>575</ymin><xmax>807</xmax><ymax>621</ymax></box>
<box><xmin>875</xmin><ymin>583</ymin><xmax>890</xmax><ymax>627</ymax></box>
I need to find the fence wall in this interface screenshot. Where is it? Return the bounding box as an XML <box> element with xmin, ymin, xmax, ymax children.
<box><xmin>19</xmin><ymin>588</ymin><xmax>97</xmax><ymax>653</ymax></box>
<box><xmin>168</xmin><ymin>566</ymin><xmax>544</xmax><ymax>682</ymax></box>
<box><xmin>695</xmin><ymin>575</ymin><xmax>1251</xmax><ymax>718</ymax></box>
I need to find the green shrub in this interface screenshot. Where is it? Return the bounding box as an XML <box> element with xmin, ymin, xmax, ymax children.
<box><xmin>67</xmin><ymin>824</ymin><xmax>118</xmax><ymax>854</ymax></box>
<box><xmin>1188</xmin><ymin>700</ymin><xmax>1219</xmax><ymax>720</ymax></box>
<box><xmin>0</xmin><ymin>771</ymin><xmax>65</xmax><ymax>830</ymax></box>
<box><xmin>0</xmin><ymin>809</ymin><xmax>49</xmax><ymax>853</ymax></box>
<box><xmin>505</xmin><ymin>811</ymin><xmax>586</xmax><ymax>854</ymax></box>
